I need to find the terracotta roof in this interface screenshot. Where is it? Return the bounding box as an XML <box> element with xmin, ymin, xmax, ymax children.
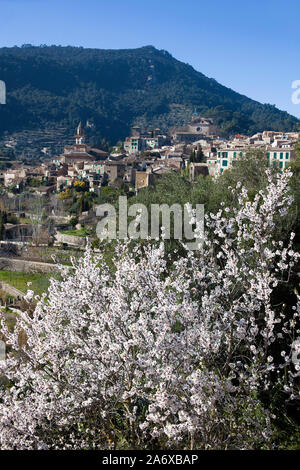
<box><xmin>63</xmin><ymin>152</ymin><xmax>94</xmax><ymax>158</ymax></box>
<box><xmin>89</xmin><ymin>148</ymin><xmax>109</xmax><ymax>156</ymax></box>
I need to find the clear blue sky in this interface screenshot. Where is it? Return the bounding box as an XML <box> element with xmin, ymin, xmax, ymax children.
<box><xmin>0</xmin><ymin>0</ymin><xmax>299</xmax><ymax>117</ymax></box>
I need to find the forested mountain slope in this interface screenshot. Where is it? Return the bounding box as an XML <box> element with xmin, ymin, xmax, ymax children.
<box><xmin>0</xmin><ymin>44</ymin><xmax>298</xmax><ymax>143</ymax></box>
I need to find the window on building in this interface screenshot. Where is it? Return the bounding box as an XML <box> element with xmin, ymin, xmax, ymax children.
<box><xmin>273</xmin><ymin>152</ymin><xmax>277</xmax><ymax>159</ymax></box>
<box><xmin>280</xmin><ymin>153</ymin><xmax>283</xmax><ymax>159</ymax></box>
<box><xmin>222</xmin><ymin>160</ymin><xmax>228</xmax><ymax>167</ymax></box>
<box><xmin>286</xmin><ymin>153</ymin><xmax>289</xmax><ymax>159</ymax></box>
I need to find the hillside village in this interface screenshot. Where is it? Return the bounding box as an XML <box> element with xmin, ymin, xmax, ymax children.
<box><xmin>0</xmin><ymin>116</ymin><xmax>298</xmax><ymax>256</ymax></box>
<box><xmin>1</xmin><ymin>0</ymin><xmax>300</xmax><ymax>452</ymax></box>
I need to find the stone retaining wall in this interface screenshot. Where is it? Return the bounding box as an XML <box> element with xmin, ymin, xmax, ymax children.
<box><xmin>55</xmin><ymin>232</ymin><xmax>88</xmax><ymax>248</ymax></box>
<box><xmin>0</xmin><ymin>257</ymin><xmax>59</xmax><ymax>274</ymax></box>
<box><xmin>0</xmin><ymin>281</ymin><xmax>24</xmax><ymax>299</ymax></box>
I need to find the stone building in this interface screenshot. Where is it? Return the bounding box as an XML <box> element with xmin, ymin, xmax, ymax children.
<box><xmin>59</xmin><ymin>123</ymin><xmax>109</xmax><ymax>165</ymax></box>
<box><xmin>103</xmin><ymin>162</ymin><xmax>126</xmax><ymax>183</ymax></box>
<box><xmin>189</xmin><ymin>162</ymin><xmax>209</xmax><ymax>181</ymax></box>
<box><xmin>172</xmin><ymin>117</ymin><xmax>218</xmax><ymax>143</ymax></box>
<box><xmin>135</xmin><ymin>170</ymin><xmax>157</xmax><ymax>191</ymax></box>
<box><xmin>124</xmin><ymin>126</ymin><xmax>167</xmax><ymax>154</ymax></box>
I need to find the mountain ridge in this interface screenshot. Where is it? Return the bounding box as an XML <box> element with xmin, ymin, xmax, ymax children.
<box><xmin>0</xmin><ymin>44</ymin><xmax>298</xmax><ymax>145</ymax></box>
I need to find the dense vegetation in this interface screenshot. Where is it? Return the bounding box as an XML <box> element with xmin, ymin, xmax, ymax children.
<box><xmin>1</xmin><ymin>164</ymin><xmax>299</xmax><ymax>449</ymax></box>
<box><xmin>0</xmin><ymin>148</ymin><xmax>299</xmax><ymax>448</ymax></box>
<box><xmin>0</xmin><ymin>45</ymin><xmax>298</xmax><ymax>143</ymax></box>
<box><xmin>129</xmin><ymin>150</ymin><xmax>300</xmax><ymax>250</ymax></box>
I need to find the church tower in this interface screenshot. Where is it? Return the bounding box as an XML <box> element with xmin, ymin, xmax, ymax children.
<box><xmin>75</xmin><ymin>122</ymin><xmax>86</xmax><ymax>145</ymax></box>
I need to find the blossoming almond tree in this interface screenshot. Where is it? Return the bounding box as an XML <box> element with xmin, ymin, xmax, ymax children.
<box><xmin>0</xmin><ymin>169</ymin><xmax>299</xmax><ymax>450</ymax></box>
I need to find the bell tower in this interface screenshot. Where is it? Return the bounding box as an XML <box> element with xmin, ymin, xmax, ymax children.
<box><xmin>75</xmin><ymin>122</ymin><xmax>86</xmax><ymax>145</ymax></box>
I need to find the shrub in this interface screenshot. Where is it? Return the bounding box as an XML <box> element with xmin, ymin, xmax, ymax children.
<box><xmin>0</xmin><ymin>169</ymin><xmax>299</xmax><ymax>450</ymax></box>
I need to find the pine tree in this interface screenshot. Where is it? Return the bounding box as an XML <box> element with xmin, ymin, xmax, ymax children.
<box><xmin>196</xmin><ymin>144</ymin><xmax>205</xmax><ymax>162</ymax></box>
<box><xmin>189</xmin><ymin>145</ymin><xmax>205</xmax><ymax>163</ymax></box>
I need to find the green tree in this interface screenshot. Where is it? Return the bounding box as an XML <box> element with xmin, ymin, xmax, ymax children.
<box><xmin>190</xmin><ymin>145</ymin><xmax>205</xmax><ymax>163</ymax></box>
<box><xmin>294</xmin><ymin>132</ymin><xmax>300</xmax><ymax>160</ymax></box>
